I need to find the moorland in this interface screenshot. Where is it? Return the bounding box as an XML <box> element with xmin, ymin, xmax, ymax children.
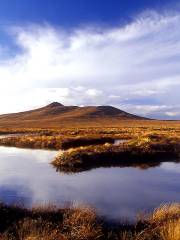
<box><xmin>0</xmin><ymin>102</ymin><xmax>179</xmax><ymax>240</ymax></box>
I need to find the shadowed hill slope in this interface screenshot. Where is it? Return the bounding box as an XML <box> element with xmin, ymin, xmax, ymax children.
<box><xmin>0</xmin><ymin>102</ymin><xmax>148</xmax><ymax>128</ymax></box>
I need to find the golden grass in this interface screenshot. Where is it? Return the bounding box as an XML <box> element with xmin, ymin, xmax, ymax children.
<box><xmin>149</xmin><ymin>203</ymin><xmax>180</xmax><ymax>223</ymax></box>
<box><xmin>0</xmin><ymin>124</ymin><xmax>179</xmax><ymax>172</ymax></box>
<box><xmin>0</xmin><ymin>124</ymin><xmax>179</xmax><ymax>239</ymax></box>
<box><xmin>159</xmin><ymin>219</ymin><xmax>180</xmax><ymax>240</ymax></box>
<box><xmin>0</xmin><ymin>204</ymin><xmax>102</xmax><ymax>240</ymax></box>
<box><xmin>149</xmin><ymin>204</ymin><xmax>180</xmax><ymax>240</ymax></box>
<box><xmin>52</xmin><ymin>132</ymin><xmax>180</xmax><ymax>173</ymax></box>
<box><xmin>2</xmin><ymin>218</ymin><xmax>64</xmax><ymax>240</ymax></box>
<box><xmin>0</xmin><ymin>134</ymin><xmax>115</xmax><ymax>150</ymax></box>
<box><xmin>0</xmin><ymin>203</ymin><xmax>179</xmax><ymax>240</ymax></box>
<box><xmin>62</xmin><ymin>206</ymin><xmax>103</xmax><ymax>240</ymax></box>
<box><xmin>135</xmin><ymin>203</ymin><xmax>180</xmax><ymax>240</ymax></box>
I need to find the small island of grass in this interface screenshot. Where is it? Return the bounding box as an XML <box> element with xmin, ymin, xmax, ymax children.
<box><xmin>52</xmin><ymin>133</ymin><xmax>180</xmax><ymax>173</ymax></box>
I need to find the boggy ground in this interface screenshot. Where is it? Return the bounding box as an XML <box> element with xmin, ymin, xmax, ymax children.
<box><xmin>0</xmin><ymin>125</ymin><xmax>138</xmax><ymax>150</ymax></box>
<box><xmin>0</xmin><ymin>203</ymin><xmax>179</xmax><ymax>240</ymax></box>
<box><xmin>0</xmin><ymin>134</ymin><xmax>115</xmax><ymax>150</ymax></box>
<box><xmin>0</xmin><ymin>123</ymin><xmax>179</xmax><ymax>172</ymax></box>
<box><xmin>53</xmin><ymin>132</ymin><xmax>180</xmax><ymax>173</ymax></box>
<box><xmin>0</xmin><ymin>123</ymin><xmax>179</xmax><ymax>240</ymax></box>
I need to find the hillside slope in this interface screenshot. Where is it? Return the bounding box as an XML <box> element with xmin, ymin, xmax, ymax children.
<box><xmin>0</xmin><ymin>102</ymin><xmax>147</xmax><ymax>128</ymax></box>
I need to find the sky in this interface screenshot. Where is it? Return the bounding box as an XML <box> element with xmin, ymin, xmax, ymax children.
<box><xmin>0</xmin><ymin>0</ymin><xmax>179</xmax><ymax>119</ymax></box>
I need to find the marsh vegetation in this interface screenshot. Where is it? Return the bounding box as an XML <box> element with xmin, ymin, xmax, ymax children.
<box><xmin>0</xmin><ymin>122</ymin><xmax>179</xmax><ymax>239</ymax></box>
<box><xmin>0</xmin><ymin>203</ymin><xmax>179</xmax><ymax>240</ymax></box>
<box><xmin>0</xmin><ymin>124</ymin><xmax>179</xmax><ymax>173</ymax></box>
<box><xmin>52</xmin><ymin>132</ymin><xmax>180</xmax><ymax>172</ymax></box>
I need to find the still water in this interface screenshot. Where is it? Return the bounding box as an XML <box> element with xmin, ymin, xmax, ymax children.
<box><xmin>0</xmin><ymin>146</ymin><xmax>179</xmax><ymax>221</ymax></box>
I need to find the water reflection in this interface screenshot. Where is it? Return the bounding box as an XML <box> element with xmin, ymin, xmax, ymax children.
<box><xmin>0</xmin><ymin>146</ymin><xmax>179</xmax><ymax>221</ymax></box>
<box><xmin>54</xmin><ymin>158</ymin><xmax>179</xmax><ymax>173</ymax></box>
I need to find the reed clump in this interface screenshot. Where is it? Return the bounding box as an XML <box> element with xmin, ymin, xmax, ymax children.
<box><xmin>0</xmin><ymin>203</ymin><xmax>179</xmax><ymax>240</ymax></box>
<box><xmin>135</xmin><ymin>203</ymin><xmax>180</xmax><ymax>240</ymax></box>
<box><xmin>0</xmin><ymin>204</ymin><xmax>103</xmax><ymax>240</ymax></box>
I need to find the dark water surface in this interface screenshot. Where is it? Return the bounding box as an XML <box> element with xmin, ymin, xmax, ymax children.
<box><xmin>0</xmin><ymin>146</ymin><xmax>179</xmax><ymax>221</ymax></box>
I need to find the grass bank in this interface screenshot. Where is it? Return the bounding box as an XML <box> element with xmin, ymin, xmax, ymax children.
<box><xmin>0</xmin><ymin>203</ymin><xmax>179</xmax><ymax>240</ymax></box>
<box><xmin>0</xmin><ymin>126</ymin><xmax>179</xmax><ymax>172</ymax></box>
<box><xmin>52</xmin><ymin>133</ymin><xmax>180</xmax><ymax>173</ymax></box>
<box><xmin>0</xmin><ymin>135</ymin><xmax>115</xmax><ymax>150</ymax></box>
<box><xmin>0</xmin><ymin>125</ymin><xmax>179</xmax><ymax>151</ymax></box>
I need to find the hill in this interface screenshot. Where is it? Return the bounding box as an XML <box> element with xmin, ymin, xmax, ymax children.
<box><xmin>0</xmin><ymin>102</ymin><xmax>147</xmax><ymax>128</ymax></box>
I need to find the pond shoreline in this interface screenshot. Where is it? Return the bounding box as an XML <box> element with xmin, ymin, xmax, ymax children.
<box><xmin>0</xmin><ymin>130</ymin><xmax>179</xmax><ymax>173</ymax></box>
<box><xmin>0</xmin><ymin>125</ymin><xmax>179</xmax><ymax>239</ymax></box>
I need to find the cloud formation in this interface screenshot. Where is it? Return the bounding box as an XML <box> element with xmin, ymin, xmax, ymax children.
<box><xmin>0</xmin><ymin>10</ymin><xmax>180</xmax><ymax>119</ymax></box>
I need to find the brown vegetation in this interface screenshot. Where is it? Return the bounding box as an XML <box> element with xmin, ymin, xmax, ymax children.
<box><xmin>0</xmin><ymin>135</ymin><xmax>115</xmax><ymax>150</ymax></box>
<box><xmin>52</xmin><ymin>133</ymin><xmax>180</xmax><ymax>172</ymax></box>
<box><xmin>136</xmin><ymin>203</ymin><xmax>180</xmax><ymax>240</ymax></box>
<box><xmin>0</xmin><ymin>204</ymin><xmax>103</xmax><ymax>240</ymax></box>
<box><xmin>0</xmin><ymin>102</ymin><xmax>146</xmax><ymax>128</ymax></box>
<box><xmin>0</xmin><ymin>203</ymin><xmax>179</xmax><ymax>240</ymax></box>
<box><xmin>0</xmin><ymin>124</ymin><xmax>179</xmax><ymax>172</ymax></box>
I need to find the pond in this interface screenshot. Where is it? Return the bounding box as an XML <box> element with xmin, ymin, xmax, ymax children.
<box><xmin>0</xmin><ymin>146</ymin><xmax>179</xmax><ymax>222</ymax></box>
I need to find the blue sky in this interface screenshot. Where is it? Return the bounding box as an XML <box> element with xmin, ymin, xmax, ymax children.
<box><xmin>0</xmin><ymin>0</ymin><xmax>179</xmax><ymax>119</ymax></box>
<box><xmin>0</xmin><ymin>0</ymin><xmax>172</xmax><ymax>26</ymax></box>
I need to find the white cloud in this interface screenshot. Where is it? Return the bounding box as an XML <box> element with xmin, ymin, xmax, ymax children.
<box><xmin>0</xmin><ymin>10</ymin><xmax>180</xmax><ymax>119</ymax></box>
<box><xmin>165</xmin><ymin>111</ymin><xmax>180</xmax><ymax>117</ymax></box>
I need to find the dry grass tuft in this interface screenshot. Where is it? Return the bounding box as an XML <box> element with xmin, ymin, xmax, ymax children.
<box><xmin>62</xmin><ymin>205</ymin><xmax>103</xmax><ymax>240</ymax></box>
<box><xmin>2</xmin><ymin>218</ymin><xmax>64</xmax><ymax>240</ymax></box>
<box><xmin>136</xmin><ymin>203</ymin><xmax>180</xmax><ymax>240</ymax></box>
<box><xmin>149</xmin><ymin>203</ymin><xmax>180</xmax><ymax>224</ymax></box>
<box><xmin>159</xmin><ymin>218</ymin><xmax>180</xmax><ymax>240</ymax></box>
<box><xmin>0</xmin><ymin>204</ymin><xmax>102</xmax><ymax>240</ymax></box>
<box><xmin>0</xmin><ymin>203</ymin><xmax>179</xmax><ymax>240</ymax></box>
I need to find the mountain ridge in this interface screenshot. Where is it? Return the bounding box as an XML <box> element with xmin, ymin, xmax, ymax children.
<box><xmin>0</xmin><ymin>102</ymin><xmax>147</xmax><ymax>128</ymax></box>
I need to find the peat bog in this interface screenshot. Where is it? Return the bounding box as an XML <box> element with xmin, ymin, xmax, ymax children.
<box><xmin>0</xmin><ymin>122</ymin><xmax>179</xmax><ymax>239</ymax></box>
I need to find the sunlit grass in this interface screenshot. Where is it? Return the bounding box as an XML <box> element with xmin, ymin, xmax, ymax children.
<box><xmin>52</xmin><ymin>132</ymin><xmax>180</xmax><ymax>172</ymax></box>
<box><xmin>0</xmin><ymin>125</ymin><xmax>179</xmax><ymax>172</ymax></box>
<box><xmin>0</xmin><ymin>203</ymin><xmax>179</xmax><ymax>240</ymax></box>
